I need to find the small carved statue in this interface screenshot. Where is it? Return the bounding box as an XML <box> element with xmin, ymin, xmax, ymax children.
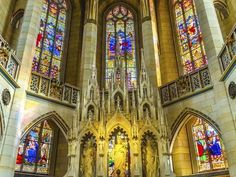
<box><xmin>81</xmin><ymin>140</ymin><xmax>95</xmax><ymax>177</ymax></box>
<box><xmin>87</xmin><ymin>109</ymin><xmax>94</xmax><ymax>121</ymax></box>
<box><xmin>145</xmin><ymin>140</ymin><xmax>157</xmax><ymax>177</ymax></box>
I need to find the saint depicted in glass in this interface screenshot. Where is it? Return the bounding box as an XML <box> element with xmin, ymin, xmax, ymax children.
<box><xmin>108</xmin><ymin>130</ymin><xmax>130</xmax><ymax>177</ymax></box>
<box><xmin>32</xmin><ymin>0</ymin><xmax>67</xmax><ymax>80</ymax></box>
<box><xmin>192</xmin><ymin>118</ymin><xmax>227</xmax><ymax>172</ymax></box>
<box><xmin>15</xmin><ymin>120</ymin><xmax>53</xmax><ymax>174</ymax></box>
<box><xmin>105</xmin><ymin>5</ymin><xmax>137</xmax><ymax>89</ymax></box>
<box><xmin>174</xmin><ymin>0</ymin><xmax>207</xmax><ymax>74</ymax></box>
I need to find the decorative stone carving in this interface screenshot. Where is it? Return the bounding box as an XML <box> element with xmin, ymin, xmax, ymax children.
<box><xmin>80</xmin><ymin>140</ymin><xmax>95</xmax><ymax>177</ymax></box>
<box><xmin>145</xmin><ymin>140</ymin><xmax>157</xmax><ymax>177</ymax></box>
<box><xmin>2</xmin><ymin>88</ymin><xmax>11</xmax><ymax>105</ymax></box>
<box><xmin>228</xmin><ymin>81</ymin><xmax>236</xmax><ymax>99</ymax></box>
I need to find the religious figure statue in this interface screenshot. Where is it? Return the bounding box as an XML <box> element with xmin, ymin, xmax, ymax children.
<box><xmin>115</xmin><ymin>95</ymin><xmax>122</xmax><ymax>111</ymax></box>
<box><xmin>113</xmin><ymin>134</ymin><xmax>127</xmax><ymax>176</ymax></box>
<box><xmin>145</xmin><ymin>140</ymin><xmax>157</xmax><ymax>177</ymax></box>
<box><xmin>87</xmin><ymin>109</ymin><xmax>94</xmax><ymax>121</ymax></box>
<box><xmin>81</xmin><ymin>140</ymin><xmax>95</xmax><ymax>177</ymax></box>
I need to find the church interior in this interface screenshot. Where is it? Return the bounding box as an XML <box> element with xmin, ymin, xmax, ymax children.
<box><xmin>0</xmin><ymin>0</ymin><xmax>235</xmax><ymax>177</ymax></box>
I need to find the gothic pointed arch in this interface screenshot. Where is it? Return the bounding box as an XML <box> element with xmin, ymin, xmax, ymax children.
<box><xmin>15</xmin><ymin>111</ymin><xmax>69</xmax><ymax>176</ymax></box>
<box><xmin>32</xmin><ymin>0</ymin><xmax>71</xmax><ymax>81</ymax></box>
<box><xmin>172</xmin><ymin>0</ymin><xmax>208</xmax><ymax>74</ymax></box>
<box><xmin>170</xmin><ymin>108</ymin><xmax>228</xmax><ymax>176</ymax></box>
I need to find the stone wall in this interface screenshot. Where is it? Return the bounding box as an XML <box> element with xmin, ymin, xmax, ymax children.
<box><xmin>215</xmin><ymin>0</ymin><xmax>236</xmax><ymax>39</ymax></box>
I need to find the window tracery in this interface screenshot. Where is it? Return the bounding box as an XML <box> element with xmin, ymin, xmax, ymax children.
<box><xmin>105</xmin><ymin>5</ymin><xmax>137</xmax><ymax>89</ymax></box>
<box><xmin>32</xmin><ymin>0</ymin><xmax>67</xmax><ymax>80</ymax></box>
<box><xmin>192</xmin><ymin>118</ymin><xmax>227</xmax><ymax>172</ymax></box>
<box><xmin>15</xmin><ymin>120</ymin><xmax>53</xmax><ymax>174</ymax></box>
<box><xmin>174</xmin><ymin>0</ymin><xmax>208</xmax><ymax>74</ymax></box>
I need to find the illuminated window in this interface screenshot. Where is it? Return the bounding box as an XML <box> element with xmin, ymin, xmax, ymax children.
<box><xmin>15</xmin><ymin>120</ymin><xmax>53</xmax><ymax>174</ymax></box>
<box><xmin>105</xmin><ymin>5</ymin><xmax>137</xmax><ymax>89</ymax></box>
<box><xmin>192</xmin><ymin>118</ymin><xmax>227</xmax><ymax>172</ymax></box>
<box><xmin>32</xmin><ymin>0</ymin><xmax>67</xmax><ymax>80</ymax></box>
<box><xmin>174</xmin><ymin>0</ymin><xmax>207</xmax><ymax>74</ymax></box>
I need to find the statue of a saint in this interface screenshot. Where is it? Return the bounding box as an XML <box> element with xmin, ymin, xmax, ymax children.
<box><xmin>81</xmin><ymin>140</ymin><xmax>95</xmax><ymax>177</ymax></box>
<box><xmin>145</xmin><ymin>140</ymin><xmax>156</xmax><ymax>177</ymax></box>
<box><xmin>113</xmin><ymin>134</ymin><xmax>127</xmax><ymax>176</ymax></box>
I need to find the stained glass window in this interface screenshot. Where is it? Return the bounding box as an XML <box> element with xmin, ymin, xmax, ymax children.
<box><xmin>32</xmin><ymin>0</ymin><xmax>67</xmax><ymax>80</ymax></box>
<box><xmin>192</xmin><ymin>118</ymin><xmax>227</xmax><ymax>172</ymax></box>
<box><xmin>108</xmin><ymin>130</ymin><xmax>130</xmax><ymax>177</ymax></box>
<box><xmin>105</xmin><ymin>5</ymin><xmax>137</xmax><ymax>89</ymax></box>
<box><xmin>15</xmin><ymin>120</ymin><xmax>53</xmax><ymax>174</ymax></box>
<box><xmin>174</xmin><ymin>0</ymin><xmax>207</xmax><ymax>74</ymax></box>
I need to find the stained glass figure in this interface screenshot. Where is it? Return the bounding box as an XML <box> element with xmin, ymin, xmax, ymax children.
<box><xmin>105</xmin><ymin>5</ymin><xmax>137</xmax><ymax>89</ymax></box>
<box><xmin>32</xmin><ymin>0</ymin><xmax>67</xmax><ymax>80</ymax></box>
<box><xmin>15</xmin><ymin>120</ymin><xmax>53</xmax><ymax>174</ymax></box>
<box><xmin>174</xmin><ymin>0</ymin><xmax>207</xmax><ymax>74</ymax></box>
<box><xmin>192</xmin><ymin>118</ymin><xmax>227</xmax><ymax>172</ymax></box>
<box><xmin>108</xmin><ymin>130</ymin><xmax>130</xmax><ymax>177</ymax></box>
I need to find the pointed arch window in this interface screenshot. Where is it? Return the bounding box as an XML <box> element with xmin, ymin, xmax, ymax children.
<box><xmin>15</xmin><ymin>120</ymin><xmax>53</xmax><ymax>174</ymax></box>
<box><xmin>192</xmin><ymin>118</ymin><xmax>227</xmax><ymax>172</ymax></box>
<box><xmin>32</xmin><ymin>0</ymin><xmax>67</xmax><ymax>80</ymax></box>
<box><xmin>174</xmin><ymin>0</ymin><xmax>208</xmax><ymax>74</ymax></box>
<box><xmin>105</xmin><ymin>5</ymin><xmax>137</xmax><ymax>89</ymax></box>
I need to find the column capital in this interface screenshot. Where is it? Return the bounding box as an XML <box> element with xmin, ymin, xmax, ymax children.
<box><xmin>140</xmin><ymin>0</ymin><xmax>151</xmax><ymax>22</ymax></box>
<box><xmin>85</xmin><ymin>0</ymin><xmax>98</xmax><ymax>25</ymax></box>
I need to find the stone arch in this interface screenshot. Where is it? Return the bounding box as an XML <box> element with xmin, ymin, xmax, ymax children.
<box><xmin>8</xmin><ymin>9</ymin><xmax>24</xmax><ymax>49</ymax></box>
<box><xmin>139</xmin><ymin>125</ymin><xmax>159</xmax><ymax>140</ymax></box>
<box><xmin>170</xmin><ymin>107</ymin><xmax>229</xmax><ymax>176</ymax></box>
<box><xmin>21</xmin><ymin>111</ymin><xmax>69</xmax><ymax>140</ymax></box>
<box><xmin>78</xmin><ymin>128</ymin><xmax>99</xmax><ymax>141</ymax></box>
<box><xmin>106</xmin><ymin>114</ymin><xmax>132</xmax><ymax>139</ymax></box>
<box><xmin>170</xmin><ymin>107</ymin><xmax>221</xmax><ymax>151</ymax></box>
<box><xmin>15</xmin><ymin>111</ymin><xmax>70</xmax><ymax>176</ymax></box>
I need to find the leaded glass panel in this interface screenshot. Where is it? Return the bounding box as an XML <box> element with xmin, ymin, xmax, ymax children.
<box><xmin>174</xmin><ymin>0</ymin><xmax>207</xmax><ymax>74</ymax></box>
<box><xmin>32</xmin><ymin>0</ymin><xmax>67</xmax><ymax>81</ymax></box>
<box><xmin>105</xmin><ymin>5</ymin><xmax>137</xmax><ymax>89</ymax></box>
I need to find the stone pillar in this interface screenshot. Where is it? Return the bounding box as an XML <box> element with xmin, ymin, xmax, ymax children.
<box><xmin>141</xmin><ymin>0</ymin><xmax>161</xmax><ymax>87</ymax></box>
<box><xmin>172</xmin><ymin>127</ymin><xmax>192</xmax><ymax>176</ymax></box>
<box><xmin>194</xmin><ymin>1</ymin><xmax>236</xmax><ymax>176</ymax></box>
<box><xmin>0</xmin><ymin>0</ymin><xmax>14</xmax><ymax>35</ymax></box>
<box><xmin>158</xmin><ymin>0</ymin><xmax>178</xmax><ymax>84</ymax></box>
<box><xmin>0</xmin><ymin>0</ymin><xmax>42</xmax><ymax>176</ymax></box>
<box><xmin>79</xmin><ymin>0</ymin><xmax>98</xmax><ymax>92</ymax></box>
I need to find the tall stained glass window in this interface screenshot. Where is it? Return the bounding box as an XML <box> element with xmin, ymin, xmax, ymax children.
<box><xmin>174</xmin><ymin>0</ymin><xmax>207</xmax><ymax>74</ymax></box>
<box><xmin>15</xmin><ymin>120</ymin><xmax>53</xmax><ymax>174</ymax></box>
<box><xmin>192</xmin><ymin>118</ymin><xmax>227</xmax><ymax>172</ymax></box>
<box><xmin>105</xmin><ymin>5</ymin><xmax>137</xmax><ymax>89</ymax></box>
<box><xmin>32</xmin><ymin>0</ymin><xmax>67</xmax><ymax>80</ymax></box>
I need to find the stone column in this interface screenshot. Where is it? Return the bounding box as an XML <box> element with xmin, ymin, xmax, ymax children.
<box><xmin>194</xmin><ymin>0</ymin><xmax>236</xmax><ymax>176</ymax></box>
<box><xmin>0</xmin><ymin>0</ymin><xmax>14</xmax><ymax>35</ymax></box>
<box><xmin>0</xmin><ymin>0</ymin><xmax>42</xmax><ymax>176</ymax></box>
<box><xmin>172</xmin><ymin>127</ymin><xmax>192</xmax><ymax>176</ymax></box>
<box><xmin>79</xmin><ymin>0</ymin><xmax>98</xmax><ymax>92</ymax></box>
<box><xmin>141</xmin><ymin>0</ymin><xmax>161</xmax><ymax>87</ymax></box>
